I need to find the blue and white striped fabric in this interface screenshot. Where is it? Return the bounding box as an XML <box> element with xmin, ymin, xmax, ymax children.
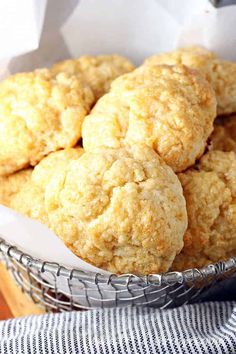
<box><xmin>0</xmin><ymin>302</ymin><xmax>236</xmax><ymax>354</ymax></box>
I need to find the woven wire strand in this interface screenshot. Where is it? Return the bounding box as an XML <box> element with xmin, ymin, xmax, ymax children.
<box><xmin>0</xmin><ymin>237</ymin><xmax>236</xmax><ymax>311</ymax></box>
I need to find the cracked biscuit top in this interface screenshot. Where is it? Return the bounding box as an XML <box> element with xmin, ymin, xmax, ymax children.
<box><xmin>83</xmin><ymin>64</ymin><xmax>216</xmax><ymax>172</ymax></box>
<box><xmin>11</xmin><ymin>146</ymin><xmax>187</xmax><ymax>274</ymax></box>
<box><xmin>0</xmin><ymin>69</ymin><xmax>93</xmax><ymax>176</ymax></box>
<box><xmin>0</xmin><ymin>168</ymin><xmax>32</xmax><ymax>207</ymax></box>
<box><xmin>145</xmin><ymin>46</ymin><xmax>236</xmax><ymax>115</ymax></box>
<box><xmin>51</xmin><ymin>55</ymin><xmax>135</xmax><ymax>102</ymax></box>
<box><xmin>173</xmin><ymin>150</ymin><xmax>236</xmax><ymax>270</ymax></box>
<box><xmin>43</xmin><ymin>145</ymin><xmax>187</xmax><ymax>274</ymax></box>
<box><xmin>11</xmin><ymin>148</ymin><xmax>84</xmax><ymax>225</ymax></box>
<box><xmin>210</xmin><ymin>116</ymin><xmax>236</xmax><ymax>153</ymax></box>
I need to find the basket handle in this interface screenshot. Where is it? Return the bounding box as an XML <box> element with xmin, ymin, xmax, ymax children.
<box><xmin>210</xmin><ymin>0</ymin><xmax>236</xmax><ymax>7</ymax></box>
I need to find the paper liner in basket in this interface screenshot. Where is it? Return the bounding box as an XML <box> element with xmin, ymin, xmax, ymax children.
<box><xmin>0</xmin><ymin>205</ymin><xmax>109</xmax><ymax>274</ymax></box>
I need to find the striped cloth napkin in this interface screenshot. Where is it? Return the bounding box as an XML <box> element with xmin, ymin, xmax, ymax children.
<box><xmin>0</xmin><ymin>301</ymin><xmax>236</xmax><ymax>354</ymax></box>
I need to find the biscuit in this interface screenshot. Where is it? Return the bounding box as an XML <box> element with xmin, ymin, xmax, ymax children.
<box><xmin>31</xmin><ymin>147</ymin><xmax>84</xmax><ymax>188</ymax></box>
<box><xmin>211</xmin><ymin>61</ymin><xmax>236</xmax><ymax>115</ymax></box>
<box><xmin>173</xmin><ymin>150</ymin><xmax>236</xmax><ymax>270</ymax></box>
<box><xmin>0</xmin><ymin>169</ymin><xmax>32</xmax><ymax>207</ymax></box>
<box><xmin>83</xmin><ymin>65</ymin><xmax>216</xmax><ymax>172</ymax></box>
<box><xmin>11</xmin><ymin>148</ymin><xmax>84</xmax><ymax>225</ymax></box>
<box><xmin>51</xmin><ymin>55</ymin><xmax>135</xmax><ymax>102</ymax></box>
<box><xmin>211</xmin><ymin>116</ymin><xmax>236</xmax><ymax>153</ymax></box>
<box><xmin>0</xmin><ymin>69</ymin><xmax>93</xmax><ymax>176</ymax></box>
<box><xmin>44</xmin><ymin>145</ymin><xmax>187</xmax><ymax>274</ymax></box>
<box><xmin>145</xmin><ymin>46</ymin><xmax>236</xmax><ymax>115</ymax></box>
<box><xmin>11</xmin><ymin>182</ymin><xmax>48</xmax><ymax>225</ymax></box>
<box><xmin>144</xmin><ymin>46</ymin><xmax>216</xmax><ymax>78</ymax></box>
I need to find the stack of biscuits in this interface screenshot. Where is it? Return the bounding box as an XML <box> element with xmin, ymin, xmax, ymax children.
<box><xmin>0</xmin><ymin>48</ymin><xmax>235</xmax><ymax>275</ymax></box>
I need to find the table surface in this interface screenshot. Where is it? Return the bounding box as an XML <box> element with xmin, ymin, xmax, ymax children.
<box><xmin>0</xmin><ymin>264</ymin><xmax>45</xmax><ymax>320</ymax></box>
<box><xmin>0</xmin><ymin>291</ymin><xmax>12</xmax><ymax>320</ymax></box>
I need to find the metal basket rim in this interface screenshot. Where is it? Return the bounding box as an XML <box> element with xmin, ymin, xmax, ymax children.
<box><xmin>1</xmin><ymin>236</ymin><xmax>236</xmax><ymax>286</ymax></box>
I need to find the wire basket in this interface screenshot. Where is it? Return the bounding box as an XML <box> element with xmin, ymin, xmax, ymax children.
<box><xmin>0</xmin><ymin>237</ymin><xmax>236</xmax><ymax>312</ymax></box>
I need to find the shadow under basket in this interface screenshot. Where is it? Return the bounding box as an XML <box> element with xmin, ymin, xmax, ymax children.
<box><xmin>0</xmin><ymin>237</ymin><xmax>236</xmax><ymax>312</ymax></box>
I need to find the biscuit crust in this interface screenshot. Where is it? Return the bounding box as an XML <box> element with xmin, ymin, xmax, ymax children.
<box><xmin>144</xmin><ymin>46</ymin><xmax>216</xmax><ymax>78</ymax></box>
<box><xmin>83</xmin><ymin>65</ymin><xmax>216</xmax><ymax>172</ymax></box>
<box><xmin>11</xmin><ymin>148</ymin><xmax>84</xmax><ymax>225</ymax></box>
<box><xmin>11</xmin><ymin>146</ymin><xmax>187</xmax><ymax>274</ymax></box>
<box><xmin>43</xmin><ymin>145</ymin><xmax>187</xmax><ymax>274</ymax></box>
<box><xmin>0</xmin><ymin>69</ymin><xmax>93</xmax><ymax>176</ymax></box>
<box><xmin>52</xmin><ymin>55</ymin><xmax>135</xmax><ymax>102</ymax></box>
<box><xmin>145</xmin><ymin>46</ymin><xmax>236</xmax><ymax>115</ymax></box>
<box><xmin>0</xmin><ymin>169</ymin><xmax>32</xmax><ymax>207</ymax></box>
<box><xmin>211</xmin><ymin>116</ymin><xmax>236</xmax><ymax>153</ymax></box>
<box><xmin>173</xmin><ymin>150</ymin><xmax>236</xmax><ymax>270</ymax></box>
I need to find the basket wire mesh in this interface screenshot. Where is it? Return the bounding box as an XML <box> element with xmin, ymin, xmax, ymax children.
<box><xmin>0</xmin><ymin>237</ymin><xmax>236</xmax><ymax>312</ymax></box>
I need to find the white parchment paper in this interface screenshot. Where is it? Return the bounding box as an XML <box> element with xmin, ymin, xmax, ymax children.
<box><xmin>0</xmin><ymin>0</ymin><xmax>236</xmax><ymax>275</ymax></box>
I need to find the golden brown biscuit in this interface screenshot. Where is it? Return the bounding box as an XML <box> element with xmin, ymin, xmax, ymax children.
<box><xmin>144</xmin><ymin>46</ymin><xmax>216</xmax><ymax>78</ymax></box>
<box><xmin>173</xmin><ymin>150</ymin><xmax>236</xmax><ymax>271</ymax></box>
<box><xmin>0</xmin><ymin>69</ymin><xmax>93</xmax><ymax>176</ymax></box>
<box><xmin>31</xmin><ymin>147</ymin><xmax>84</xmax><ymax>188</ymax></box>
<box><xmin>211</xmin><ymin>61</ymin><xmax>236</xmax><ymax>115</ymax></box>
<box><xmin>11</xmin><ymin>182</ymin><xmax>48</xmax><ymax>224</ymax></box>
<box><xmin>51</xmin><ymin>55</ymin><xmax>135</xmax><ymax>102</ymax></box>
<box><xmin>83</xmin><ymin>65</ymin><xmax>216</xmax><ymax>172</ymax></box>
<box><xmin>11</xmin><ymin>148</ymin><xmax>84</xmax><ymax>225</ymax></box>
<box><xmin>211</xmin><ymin>116</ymin><xmax>236</xmax><ymax>153</ymax></box>
<box><xmin>145</xmin><ymin>46</ymin><xmax>236</xmax><ymax>115</ymax></box>
<box><xmin>44</xmin><ymin>145</ymin><xmax>187</xmax><ymax>274</ymax></box>
<box><xmin>0</xmin><ymin>169</ymin><xmax>32</xmax><ymax>207</ymax></box>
